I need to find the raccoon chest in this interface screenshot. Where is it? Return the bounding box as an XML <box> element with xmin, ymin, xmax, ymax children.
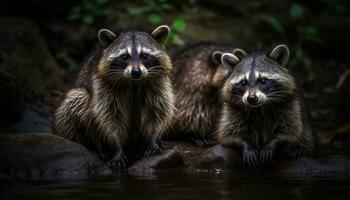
<box><xmin>249</xmin><ymin>113</ymin><xmax>276</xmax><ymax>148</ymax></box>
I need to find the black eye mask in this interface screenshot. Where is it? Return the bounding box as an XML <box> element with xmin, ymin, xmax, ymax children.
<box><xmin>232</xmin><ymin>80</ymin><xmax>248</xmax><ymax>96</ymax></box>
<box><xmin>111</xmin><ymin>54</ymin><xmax>129</xmax><ymax>69</ymax></box>
<box><xmin>141</xmin><ymin>54</ymin><xmax>160</xmax><ymax>68</ymax></box>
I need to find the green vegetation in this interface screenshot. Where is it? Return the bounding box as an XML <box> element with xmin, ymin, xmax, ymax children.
<box><xmin>262</xmin><ymin>0</ymin><xmax>349</xmax><ymax>72</ymax></box>
<box><xmin>127</xmin><ymin>0</ymin><xmax>197</xmax><ymax>46</ymax></box>
<box><xmin>262</xmin><ymin>3</ymin><xmax>321</xmax><ymax>71</ymax></box>
<box><xmin>68</xmin><ymin>0</ymin><xmax>110</xmax><ymax>24</ymax></box>
<box><xmin>65</xmin><ymin>0</ymin><xmax>349</xmax><ymax>73</ymax></box>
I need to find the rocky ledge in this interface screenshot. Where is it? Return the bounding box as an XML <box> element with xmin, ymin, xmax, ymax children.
<box><xmin>0</xmin><ymin>134</ymin><xmax>349</xmax><ymax>180</ymax></box>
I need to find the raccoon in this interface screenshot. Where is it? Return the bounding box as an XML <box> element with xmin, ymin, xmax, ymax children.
<box><xmin>217</xmin><ymin>44</ymin><xmax>315</xmax><ymax>168</ymax></box>
<box><xmin>170</xmin><ymin>43</ymin><xmax>246</xmax><ymax>146</ymax></box>
<box><xmin>54</xmin><ymin>25</ymin><xmax>175</xmax><ymax>169</ymax></box>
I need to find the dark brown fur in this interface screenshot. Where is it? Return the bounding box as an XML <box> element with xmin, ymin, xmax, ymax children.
<box><xmin>170</xmin><ymin>43</ymin><xmax>239</xmax><ymax>146</ymax></box>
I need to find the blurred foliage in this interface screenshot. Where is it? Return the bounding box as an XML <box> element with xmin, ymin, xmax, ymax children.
<box><xmin>322</xmin><ymin>0</ymin><xmax>349</xmax><ymax>15</ymax></box>
<box><xmin>262</xmin><ymin>2</ymin><xmax>323</xmax><ymax>72</ymax></box>
<box><xmin>56</xmin><ymin>50</ymin><xmax>78</xmax><ymax>72</ymax></box>
<box><xmin>261</xmin><ymin>0</ymin><xmax>348</xmax><ymax>72</ymax></box>
<box><xmin>127</xmin><ymin>0</ymin><xmax>197</xmax><ymax>46</ymax></box>
<box><xmin>68</xmin><ymin>0</ymin><xmax>110</xmax><ymax>24</ymax></box>
<box><xmin>65</xmin><ymin>0</ymin><xmax>349</xmax><ymax>72</ymax></box>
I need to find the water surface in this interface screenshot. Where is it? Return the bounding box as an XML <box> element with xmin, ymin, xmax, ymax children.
<box><xmin>2</xmin><ymin>170</ymin><xmax>350</xmax><ymax>200</ymax></box>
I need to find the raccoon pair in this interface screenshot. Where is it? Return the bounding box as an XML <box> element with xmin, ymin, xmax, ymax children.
<box><xmin>54</xmin><ymin>25</ymin><xmax>314</xmax><ymax>169</ymax></box>
<box><xmin>172</xmin><ymin>43</ymin><xmax>314</xmax><ymax>168</ymax></box>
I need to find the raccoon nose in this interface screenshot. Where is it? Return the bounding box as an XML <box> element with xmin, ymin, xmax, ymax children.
<box><xmin>247</xmin><ymin>95</ymin><xmax>259</xmax><ymax>104</ymax></box>
<box><xmin>131</xmin><ymin>68</ymin><xmax>142</xmax><ymax>79</ymax></box>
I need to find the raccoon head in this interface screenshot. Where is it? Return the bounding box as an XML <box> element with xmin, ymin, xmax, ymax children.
<box><xmin>210</xmin><ymin>48</ymin><xmax>246</xmax><ymax>88</ymax></box>
<box><xmin>96</xmin><ymin>25</ymin><xmax>171</xmax><ymax>82</ymax></box>
<box><xmin>221</xmin><ymin>44</ymin><xmax>296</xmax><ymax>107</ymax></box>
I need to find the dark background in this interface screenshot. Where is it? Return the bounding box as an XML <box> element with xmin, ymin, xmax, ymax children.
<box><xmin>0</xmin><ymin>0</ymin><xmax>349</xmax><ymax>145</ymax></box>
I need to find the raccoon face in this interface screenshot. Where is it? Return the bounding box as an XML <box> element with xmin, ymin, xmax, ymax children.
<box><xmin>221</xmin><ymin>45</ymin><xmax>296</xmax><ymax>107</ymax></box>
<box><xmin>97</xmin><ymin>25</ymin><xmax>171</xmax><ymax>81</ymax></box>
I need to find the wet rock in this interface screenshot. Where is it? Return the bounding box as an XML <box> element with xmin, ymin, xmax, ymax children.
<box><xmin>190</xmin><ymin>145</ymin><xmax>240</xmax><ymax>170</ymax></box>
<box><xmin>9</xmin><ymin>107</ymin><xmax>52</xmax><ymax>133</ymax></box>
<box><xmin>270</xmin><ymin>155</ymin><xmax>350</xmax><ymax>176</ymax></box>
<box><xmin>0</xmin><ymin>134</ymin><xmax>106</xmax><ymax>180</ymax></box>
<box><xmin>128</xmin><ymin>149</ymin><xmax>184</xmax><ymax>172</ymax></box>
<box><xmin>162</xmin><ymin>141</ymin><xmax>205</xmax><ymax>167</ymax></box>
<box><xmin>186</xmin><ymin>144</ymin><xmax>350</xmax><ymax>176</ymax></box>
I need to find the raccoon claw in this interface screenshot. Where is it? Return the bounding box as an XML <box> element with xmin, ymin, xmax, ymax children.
<box><xmin>259</xmin><ymin>148</ymin><xmax>274</xmax><ymax>164</ymax></box>
<box><xmin>204</xmin><ymin>138</ymin><xmax>216</xmax><ymax>147</ymax></box>
<box><xmin>106</xmin><ymin>153</ymin><xmax>127</xmax><ymax>170</ymax></box>
<box><xmin>144</xmin><ymin>144</ymin><xmax>162</xmax><ymax>157</ymax></box>
<box><xmin>190</xmin><ymin>138</ymin><xmax>216</xmax><ymax>147</ymax></box>
<box><xmin>242</xmin><ymin>148</ymin><xmax>258</xmax><ymax>168</ymax></box>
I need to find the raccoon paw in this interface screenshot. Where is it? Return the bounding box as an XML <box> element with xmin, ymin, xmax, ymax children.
<box><xmin>242</xmin><ymin>148</ymin><xmax>258</xmax><ymax>168</ymax></box>
<box><xmin>106</xmin><ymin>151</ymin><xmax>128</xmax><ymax>170</ymax></box>
<box><xmin>144</xmin><ymin>143</ymin><xmax>162</xmax><ymax>157</ymax></box>
<box><xmin>259</xmin><ymin>147</ymin><xmax>275</xmax><ymax>165</ymax></box>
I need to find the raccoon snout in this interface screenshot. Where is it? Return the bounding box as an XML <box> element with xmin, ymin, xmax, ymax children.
<box><xmin>247</xmin><ymin>95</ymin><xmax>259</xmax><ymax>104</ymax></box>
<box><xmin>131</xmin><ymin>68</ymin><xmax>142</xmax><ymax>79</ymax></box>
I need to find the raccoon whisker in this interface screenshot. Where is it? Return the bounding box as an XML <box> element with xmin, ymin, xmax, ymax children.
<box><xmin>148</xmin><ymin>66</ymin><xmax>163</xmax><ymax>71</ymax></box>
<box><xmin>148</xmin><ymin>69</ymin><xmax>163</xmax><ymax>73</ymax></box>
<box><xmin>266</xmin><ymin>91</ymin><xmax>290</xmax><ymax>95</ymax></box>
<box><xmin>267</xmin><ymin>94</ymin><xmax>285</xmax><ymax>98</ymax></box>
<box><xmin>231</xmin><ymin>94</ymin><xmax>242</xmax><ymax>98</ymax></box>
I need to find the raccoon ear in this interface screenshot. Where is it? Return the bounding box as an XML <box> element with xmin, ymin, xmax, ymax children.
<box><xmin>268</xmin><ymin>44</ymin><xmax>289</xmax><ymax>67</ymax></box>
<box><xmin>98</xmin><ymin>29</ymin><xmax>117</xmax><ymax>47</ymax></box>
<box><xmin>221</xmin><ymin>53</ymin><xmax>240</xmax><ymax>70</ymax></box>
<box><xmin>232</xmin><ymin>48</ymin><xmax>247</xmax><ymax>60</ymax></box>
<box><xmin>151</xmin><ymin>25</ymin><xmax>171</xmax><ymax>44</ymax></box>
<box><xmin>211</xmin><ymin>51</ymin><xmax>223</xmax><ymax>65</ymax></box>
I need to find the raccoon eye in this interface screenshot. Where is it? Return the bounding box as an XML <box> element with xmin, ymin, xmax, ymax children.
<box><xmin>258</xmin><ymin>78</ymin><xmax>268</xmax><ymax>85</ymax></box>
<box><xmin>121</xmin><ymin>54</ymin><xmax>130</xmax><ymax>60</ymax></box>
<box><xmin>239</xmin><ymin>79</ymin><xmax>248</xmax><ymax>86</ymax></box>
<box><xmin>140</xmin><ymin>53</ymin><xmax>150</xmax><ymax>60</ymax></box>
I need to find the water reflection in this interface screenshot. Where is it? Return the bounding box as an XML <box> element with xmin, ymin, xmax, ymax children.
<box><xmin>2</xmin><ymin>170</ymin><xmax>350</xmax><ymax>200</ymax></box>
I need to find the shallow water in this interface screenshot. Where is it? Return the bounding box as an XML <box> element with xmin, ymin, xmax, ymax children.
<box><xmin>2</xmin><ymin>170</ymin><xmax>350</xmax><ymax>200</ymax></box>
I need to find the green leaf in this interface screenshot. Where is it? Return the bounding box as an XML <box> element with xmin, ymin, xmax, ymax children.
<box><xmin>83</xmin><ymin>15</ymin><xmax>94</xmax><ymax>24</ymax></box>
<box><xmin>172</xmin><ymin>18</ymin><xmax>186</xmax><ymax>32</ymax></box>
<box><xmin>55</xmin><ymin>51</ymin><xmax>66</xmax><ymax>59</ymax></box>
<box><xmin>160</xmin><ymin>3</ymin><xmax>174</xmax><ymax>10</ymax></box>
<box><xmin>149</xmin><ymin>14</ymin><xmax>162</xmax><ymax>25</ymax></box>
<box><xmin>297</xmin><ymin>26</ymin><xmax>324</xmax><ymax>44</ymax></box>
<box><xmin>301</xmin><ymin>56</ymin><xmax>313</xmax><ymax>70</ymax></box>
<box><xmin>68</xmin><ymin>63</ymin><xmax>78</xmax><ymax>72</ymax></box>
<box><xmin>290</xmin><ymin>3</ymin><xmax>304</xmax><ymax>19</ymax></box>
<box><xmin>261</xmin><ymin>16</ymin><xmax>285</xmax><ymax>35</ymax></box>
<box><xmin>128</xmin><ymin>7</ymin><xmax>145</xmax><ymax>15</ymax></box>
<box><xmin>144</xmin><ymin>0</ymin><xmax>156</xmax><ymax>6</ymax></box>
<box><xmin>94</xmin><ymin>9</ymin><xmax>108</xmax><ymax>16</ymax></box>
